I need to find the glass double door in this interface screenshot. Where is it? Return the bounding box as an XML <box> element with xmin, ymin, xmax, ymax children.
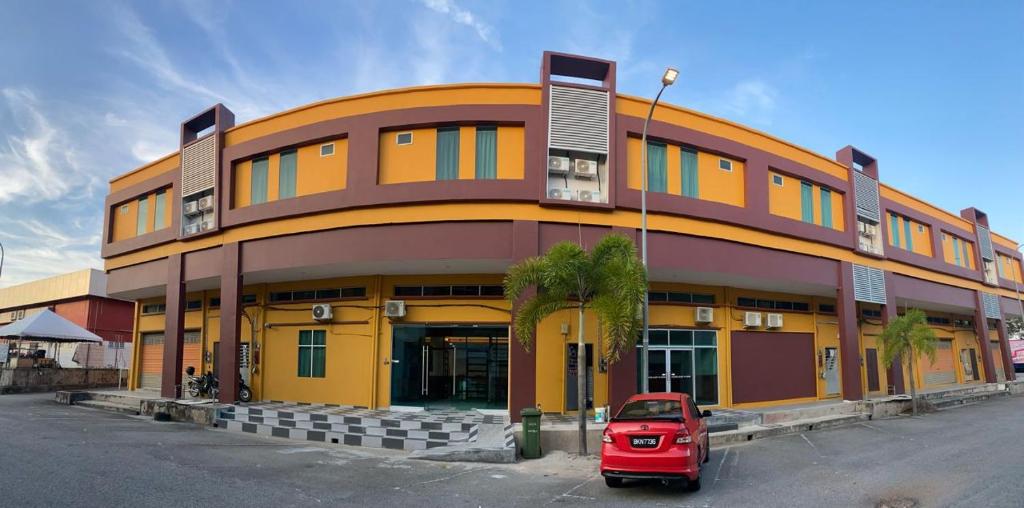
<box><xmin>646</xmin><ymin>349</ymin><xmax>693</xmax><ymax>393</ymax></box>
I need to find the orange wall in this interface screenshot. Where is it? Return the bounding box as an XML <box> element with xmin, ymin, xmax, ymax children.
<box><xmin>627</xmin><ymin>137</ymin><xmax>744</xmax><ymax>207</ymax></box>
<box><xmin>109</xmin><ymin>154</ymin><xmax>179</xmax><ymax>193</ymax></box>
<box><xmin>768</xmin><ymin>171</ymin><xmax>844</xmax><ymax>231</ymax></box>
<box><xmin>234</xmin><ymin>138</ymin><xmax>348</xmax><ymax>208</ymax></box>
<box><xmin>379</xmin><ymin>128</ymin><xmax>437</xmax><ymax>184</ymax></box>
<box><xmin>111</xmin><ymin>189</ymin><xmax>169</xmax><ymax>241</ymax></box>
<box><xmin>497</xmin><ymin>126</ymin><xmax>525</xmax><ymax>179</ymax></box>
<box><xmin>942</xmin><ymin>232</ymin><xmax>976</xmax><ymax>269</ymax></box>
<box><xmin>887</xmin><ymin>213</ymin><xmax>933</xmax><ymax>257</ymax></box>
<box><xmin>997</xmin><ymin>253</ymin><xmax>1022</xmax><ymax>283</ymax></box>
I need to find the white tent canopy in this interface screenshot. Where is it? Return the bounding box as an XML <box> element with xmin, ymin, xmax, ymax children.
<box><xmin>0</xmin><ymin>309</ymin><xmax>102</xmax><ymax>343</ymax></box>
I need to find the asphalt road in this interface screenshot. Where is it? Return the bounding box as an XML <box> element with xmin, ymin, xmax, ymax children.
<box><xmin>1</xmin><ymin>393</ymin><xmax>1022</xmax><ymax>507</ymax></box>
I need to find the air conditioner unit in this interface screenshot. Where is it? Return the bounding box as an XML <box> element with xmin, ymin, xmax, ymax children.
<box><xmin>695</xmin><ymin>307</ymin><xmax>714</xmax><ymax>324</ymax></box>
<box><xmin>200</xmin><ymin>218</ymin><xmax>215</xmax><ymax>231</ymax></box>
<box><xmin>312</xmin><ymin>304</ymin><xmax>333</xmax><ymax>322</ymax></box>
<box><xmin>743</xmin><ymin>311</ymin><xmax>762</xmax><ymax>328</ymax></box>
<box><xmin>858</xmin><ymin>221</ymin><xmax>877</xmax><ymax>237</ymax></box>
<box><xmin>548</xmin><ymin>156</ymin><xmax>570</xmax><ymax>174</ymax></box>
<box><xmin>184</xmin><ymin>223</ymin><xmax>200</xmax><ymax>235</ymax></box>
<box><xmin>184</xmin><ymin>201</ymin><xmax>200</xmax><ymax>216</ymax></box>
<box><xmin>384</xmin><ymin>300</ymin><xmax>406</xmax><ymax>319</ymax></box>
<box><xmin>574</xmin><ymin>159</ymin><xmax>598</xmax><ymax>178</ymax></box>
<box><xmin>766</xmin><ymin>313</ymin><xmax>784</xmax><ymax>329</ymax></box>
<box><xmin>197</xmin><ymin>195</ymin><xmax>215</xmax><ymax>211</ymax></box>
<box><xmin>578</xmin><ymin>190</ymin><xmax>601</xmax><ymax>203</ymax></box>
<box><xmin>548</xmin><ymin>188</ymin><xmax>573</xmax><ymax>200</ymax></box>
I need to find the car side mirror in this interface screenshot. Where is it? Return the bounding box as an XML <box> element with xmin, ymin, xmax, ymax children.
<box><xmin>702</xmin><ymin>410</ymin><xmax>712</xmax><ymax>418</ymax></box>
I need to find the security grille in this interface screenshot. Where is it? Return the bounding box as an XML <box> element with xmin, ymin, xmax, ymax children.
<box><xmin>853</xmin><ymin>171</ymin><xmax>880</xmax><ymax>222</ymax></box>
<box><xmin>548</xmin><ymin>85</ymin><xmax>609</xmax><ymax>154</ymax></box>
<box><xmin>181</xmin><ymin>134</ymin><xmax>217</xmax><ymax>197</ymax></box>
<box><xmin>239</xmin><ymin>343</ymin><xmax>250</xmax><ymax>369</ymax></box>
<box><xmin>976</xmin><ymin>225</ymin><xmax>995</xmax><ymax>261</ymax></box>
<box><xmin>981</xmin><ymin>292</ymin><xmax>1001</xmax><ymax>320</ymax></box>
<box><xmin>852</xmin><ymin>264</ymin><xmax>887</xmax><ymax>304</ymax></box>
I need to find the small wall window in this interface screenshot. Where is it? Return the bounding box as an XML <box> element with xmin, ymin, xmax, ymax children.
<box><xmin>918</xmin><ymin>224</ymin><xmax>925</xmax><ymax>233</ymax></box>
<box><xmin>141</xmin><ymin>303</ymin><xmax>166</xmax><ymax>315</ymax></box>
<box><xmin>320</xmin><ymin>143</ymin><xmax>335</xmax><ymax>157</ymax></box>
<box><xmin>772</xmin><ymin>174</ymin><xmax>784</xmax><ymax>186</ymax></box>
<box><xmin>396</xmin><ymin>132</ymin><xmax>413</xmax><ymax>145</ymax></box>
<box><xmin>718</xmin><ymin>158</ymin><xmax>733</xmax><ymax>172</ymax></box>
<box><xmin>185</xmin><ymin>300</ymin><xmax>202</xmax><ymax>311</ymax></box>
<box><xmin>119</xmin><ymin>204</ymin><xmax>129</xmax><ymax>215</ymax></box>
<box><xmin>298</xmin><ymin>330</ymin><xmax>327</xmax><ymax>378</ymax></box>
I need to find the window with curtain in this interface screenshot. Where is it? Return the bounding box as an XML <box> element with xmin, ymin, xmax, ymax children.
<box><xmin>475</xmin><ymin>127</ymin><xmax>497</xmax><ymax>179</ymax></box>
<box><xmin>647</xmin><ymin>142</ymin><xmax>667</xmax><ymax>193</ymax></box>
<box><xmin>953</xmin><ymin>237</ymin><xmax>962</xmax><ymax>266</ymax></box>
<box><xmin>891</xmin><ymin>214</ymin><xmax>901</xmax><ymax>248</ymax></box>
<box><xmin>153</xmin><ymin>191</ymin><xmax>167</xmax><ymax>230</ymax></box>
<box><xmin>819</xmin><ymin>188</ymin><xmax>832</xmax><ymax>228</ymax></box>
<box><xmin>279</xmin><ymin>150</ymin><xmax>297</xmax><ymax>199</ymax></box>
<box><xmin>903</xmin><ymin>218</ymin><xmax>913</xmax><ymax>251</ymax></box>
<box><xmin>251</xmin><ymin>157</ymin><xmax>269</xmax><ymax>204</ymax></box>
<box><xmin>681</xmin><ymin>148</ymin><xmax>698</xmax><ymax>198</ymax></box>
<box><xmin>136</xmin><ymin>197</ymin><xmax>149</xmax><ymax>236</ymax></box>
<box><xmin>298</xmin><ymin>330</ymin><xmax>326</xmax><ymax>378</ymax></box>
<box><xmin>800</xmin><ymin>182</ymin><xmax>813</xmax><ymax>223</ymax></box>
<box><xmin>435</xmin><ymin>128</ymin><xmax>460</xmax><ymax>180</ymax></box>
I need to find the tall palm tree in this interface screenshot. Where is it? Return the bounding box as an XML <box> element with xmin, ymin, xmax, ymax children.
<box><xmin>879</xmin><ymin>308</ymin><xmax>938</xmax><ymax>416</ymax></box>
<box><xmin>505</xmin><ymin>233</ymin><xmax>646</xmax><ymax>455</ymax></box>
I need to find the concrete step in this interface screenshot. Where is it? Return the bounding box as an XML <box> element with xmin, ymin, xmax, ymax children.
<box><xmin>919</xmin><ymin>384</ymin><xmax>1002</xmax><ymax>401</ymax></box>
<box><xmin>85</xmin><ymin>391</ymin><xmax>150</xmax><ymax>406</ymax></box>
<box><xmin>711</xmin><ymin>412</ymin><xmax>871</xmax><ymax>446</ymax></box>
<box><xmin>759</xmin><ymin>401</ymin><xmax>862</xmax><ymax>426</ymax></box>
<box><xmin>930</xmin><ymin>390</ymin><xmax>1009</xmax><ymax>410</ymax></box>
<box><xmin>218</xmin><ymin>411</ymin><xmax>474</xmax><ymax>443</ymax></box>
<box><xmin>410</xmin><ymin>423</ymin><xmax>517</xmax><ymax>464</ymax></box>
<box><xmin>222</xmin><ymin>406</ymin><xmax>475</xmax><ymax>432</ymax></box>
<box><xmin>76</xmin><ymin>399</ymin><xmax>141</xmax><ymax>416</ymax></box>
<box><xmin>214</xmin><ymin>418</ymin><xmax>457</xmax><ymax>451</ymax></box>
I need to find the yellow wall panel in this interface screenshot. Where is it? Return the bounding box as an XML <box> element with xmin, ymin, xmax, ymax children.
<box><xmin>697</xmin><ymin>152</ymin><xmax>744</xmax><ymax>207</ymax></box>
<box><xmin>111</xmin><ymin>200</ymin><xmax>138</xmax><ymax>242</ymax></box>
<box><xmin>110</xmin><ymin>154</ymin><xmax>179</xmax><ymax>193</ymax></box>
<box><xmin>296</xmin><ymin>138</ymin><xmax>348</xmax><ymax>196</ymax></box>
<box><xmin>768</xmin><ymin>171</ymin><xmax>801</xmax><ymax>221</ymax></box>
<box><xmin>458</xmin><ymin>127</ymin><xmax>476</xmax><ymax>180</ymax></box>
<box><xmin>496</xmin><ymin>126</ymin><xmax>525</xmax><ymax>179</ymax></box>
<box><xmin>234</xmin><ymin>160</ymin><xmax>252</xmax><ymax>208</ymax></box>
<box><xmin>379</xmin><ymin>128</ymin><xmax>437</xmax><ymax>184</ymax></box>
<box><xmin>627</xmin><ymin>137</ymin><xmax>643</xmax><ymax>190</ymax></box>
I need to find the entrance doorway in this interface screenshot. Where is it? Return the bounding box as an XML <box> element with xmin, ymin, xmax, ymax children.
<box><xmin>390</xmin><ymin>325</ymin><xmax>509</xmax><ymax>410</ymax></box>
<box><xmin>636</xmin><ymin>329</ymin><xmax>719</xmax><ymax>405</ymax></box>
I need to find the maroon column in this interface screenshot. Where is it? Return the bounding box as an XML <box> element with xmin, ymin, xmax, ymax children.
<box><xmin>972</xmin><ymin>291</ymin><xmax>997</xmax><ymax>384</ymax></box>
<box><xmin>995</xmin><ymin>319</ymin><xmax>1017</xmax><ymax>382</ymax></box>
<box><xmin>607</xmin><ymin>226</ymin><xmax>639</xmax><ymax>411</ymax></box>
<box><xmin>836</xmin><ymin>262</ymin><xmax>864</xmax><ymax>400</ymax></box>
<box><xmin>881</xmin><ymin>272</ymin><xmax>906</xmax><ymax>394</ymax></box>
<box><xmin>161</xmin><ymin>254</ymin><xmax>186</xmax><ymax>398</ymax></box>
<box><xmin>509</xmin><ymin>221</ymin><xmax>539</xmax><ymax>422</ymax></box>
<box><xmin>217</xmin><ymin>242</ymin><xmax>242</xmax><ymax>403</ymax></box>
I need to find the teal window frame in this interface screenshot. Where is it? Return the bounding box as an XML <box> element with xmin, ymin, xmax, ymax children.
<box><xmin>681</xmin><ymin>148</ymin><xmax>698</xmax><ymax>198</ymax></box>
<box><xmin>646</xmin><ymin>142</ymin><xmax>667</xmax><ymax>193</ymax></box>
<box><xmin>135</xmin><ymin>196</ymin><xmax>149</xmax><ymax>236</ymax></box>
<box><xmin>435</xmin><ymin>128</ymin><xmax>460</xmax><ymax>180</ymax></box>
<box><xmin>474</xmin><ymin>126</ymin><xmax>497</xmax><ymax>179</ymax></box>
<box><xmin>298</xmin><ymin>330</ymin><xmax>327</xmax><ymax>378</ymax></box>
<box><xmin>278</xmin><ymin>150</ymin><xmax>297</xmax><ymax>199</ymax></box>
<box><xmin>153</xmin><ymin>191</ymin><xmax>166</xmax><ymax>230</ymax></box>
<box><xmin>251</xmin><ymin>157</ymin><xmax>269</xmax><ymax>205</ymax></box>
<box><xmin>819</xmin><ymin>187</ymin><xmax>832</xmax><ymax>229</ymax></box>
<box><xmin>890</xmin><ymin>214</ymin><xmax>901</xmax><ymax>248</ymax></box>
<box><xmin>903</xmin><ymin>217</ymin><xmax>913</xmax><ymax>252</ymax></box>
<box><xmin>800</xmin><ymin>181</ymin><xmax>814</xmax><ymax>223</ymax></box>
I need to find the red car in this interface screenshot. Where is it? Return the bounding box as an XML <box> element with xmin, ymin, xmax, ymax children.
<box><xmin>600</xmin><ymin>392</ymin><xmax>711</xmax><ymax>491</ymax></box>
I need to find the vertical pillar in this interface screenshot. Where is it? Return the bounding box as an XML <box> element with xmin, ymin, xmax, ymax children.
<box><xmin>217</xmin><ymin>242</ymin><xmax>242</xmax><ymax>403</ymax></box>
<box><xmin>881</xmin><ymin>272</ymin><xmax>905</xmax><ymax>394</ymax></box>
<box><xmin>972</xmin><ymin>291</ymin><xmax>997</xmax><ymax>384</ymax></box>
<box><xmin>836</xmin><ymin>262</ymin><xmax>864</xmax><ymax>400</ymax></box>
<box><xmin>509</xmin><ymin>221</ymin><xmax>538</xmax><ymax>422</ymax></box>
<box><xmin>161</xmin><ymin>254</ymin><xmax>186</xmax><ymax>398</ymax></box>
<box><xmin>608</xmin><ymin>226</ymin><xmax>639</xmax><ymax>411</ymax></box>
<box><xmin>995</xmin><ymin>319</ymin><xmax>1017</xmax><ymax>382</ymax></box>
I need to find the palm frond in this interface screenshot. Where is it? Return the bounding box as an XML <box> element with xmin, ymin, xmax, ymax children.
<box><xmin>511</xmin><ymin>291</ymin><xmax>573</xmax><ymax>351</ymax></box>
<box><xmin>504</xmin><ymin>256</ymin><xmax>544</xmax><ymax>303</ymax></box>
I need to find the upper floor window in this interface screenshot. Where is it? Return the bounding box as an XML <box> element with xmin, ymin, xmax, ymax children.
<box><xmin>681</xmin><ymin>148</ymin><xmax>698</xmax><ymax>198</ymax></box>
<box><xmin>136</xmin><ymin>196</ymin><xmax>149</xmax><ymax>236</ymax></box>
<box><xmin>718</xmin><ymin>158</ymin><xmax>733</xmax><ymax>172</ymax></box>
<box><xmin>279</xmin><ymin>150</ymin><xmax>297</xmax><ymax>199</ymax></box>
<box><xmin>772</xmin><ymin>174</ymin><xmax>784</xmax><ymax>186</ymax></box>
<box><xmin>820</xmin><ymin>188</ymin><xmax>833</xmax><ymax>229</ymax></box>
<box><xmin>396</xmin><ymin>132</ymin><xmax>413</xmax><ymax>145</ymax></box>
<box><xmin>435</xmin><ymin>128</ymin><xmax>460</xmax><ymax>180</ymax></box>
<box><xmin>646</xmin><ymin>142</ymin><xmax>667</xmax><ymax>193</ymax></box>
<box><xmin>320</xmin><ymin>143</ymin><xmax>335</xmax><ymax>156</ymax></box>
<box><xmin>153</xmin><ymin>191</ymin><xmax>167</xmax><ymax>231</ymax></box>
<box><xmin>475</xmin><ymin>126</ymin><xmax>497</xmax><ymax>179</ymax></box>
<box><xmin>800</xmin><ymin>181</ymin><xmax>814</xmax><ymax>223</ymax></box>
<box><xmin>251</xmin><ymin>157</ymin><xmax>269</xmax><ymax>205</ymax></box>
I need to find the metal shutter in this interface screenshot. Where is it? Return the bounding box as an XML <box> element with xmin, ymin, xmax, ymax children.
<box><xmin>982</xmin><ymin>292</ymin><xmax>1002</xmax><ymax>320</ymax></box>
<box><xmin>181</xmin><ymin>135</ymin><xmax>217</xmax><ymax>197</ymax></box>
<box><xmin>976</xmin><ymin>225</ymin><xmax>995</xmax><ymax>261</ymax></box>
<box><xmin>852</xmin><ymin>264</ymin><xmax>887</xmax><ymax>304</ymax></box>
<box><xmin>548</xmin><ymin>85</ymin><xmax>609</xmax><ymax>154</ymax></box>
<box><xmin>853</xmin><ymin>171</ymin><xmax>881</xmax><ymax>222</ymax></box>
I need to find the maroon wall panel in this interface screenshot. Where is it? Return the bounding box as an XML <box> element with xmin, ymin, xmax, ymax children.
<box><xmin>731</xmin><ymin>331</ymin><xmax>816</xmax><ymax>404</ymax></box>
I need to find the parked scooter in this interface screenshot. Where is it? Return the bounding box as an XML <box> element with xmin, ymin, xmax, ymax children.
<box><xmin>185</xmin><ymin>366</ymin><xmax>252</xmax><ymax>402</ymax></box>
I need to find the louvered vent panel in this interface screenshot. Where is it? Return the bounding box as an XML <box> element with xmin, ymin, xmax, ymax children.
<box><xmin>982</xmin><ymin>292</ymin><xmax>1002</xmax><ymax>320</ymax></box>
<box><xmin>548</xmin><ymin>85</ymin><xmax>609</xmax><ymax>154</ymax></box>
<box><xmin>976</xmin><ymin>225</ymin><xmax>995</xmax><ymax>261</ymax></box>
<box><xmin>853</xmin><ymin>171</ymin><xmax>880</xmax><ymax>222</ymax></box>
<box><xmin>181</xmin><ymin>135</ymin><xmax>217</xmax><ymax>197</ymax></box>
<box><xmin>852</xmin><ymin>264</ymin><xmax>887</xmax><ymax>304</ymax></box>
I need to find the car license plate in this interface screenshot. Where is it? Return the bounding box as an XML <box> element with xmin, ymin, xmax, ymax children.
<box><xmin>630</xmin><ymin>436</ymin><xmax>659</xmax><ymax>448</ymax></box>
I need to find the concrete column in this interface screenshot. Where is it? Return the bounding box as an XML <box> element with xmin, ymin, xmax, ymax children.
<box><xmin>160</xmin><ymin>254</ymin><xmax>185</xmax><ymax>399</ymax></box>
<box><xmin>881</xmin><ymin>271</ymin><xmax>905</xmax><ymax>394</ymax></box>
<box><xmin>995</xmin><ymin>319</ymin><xmax>1017</xmax><ymax>382</ymax></box>
<box><xmin>972</xmin><ymin>291</ymin><xmax>997</xmax><ymax>384</ymax></box>
<box><xmin>836</xmin><ymin>262</ymin><xmax>864</xmax><ymax>401</ymax></box>
<box><xmin>508</xmin><ymin>221</ymin><xmax>538</xmax><ymax>422</ymax></box>
<box><xmin>217</xmin><ymin>242</ymin><xmax>242</xmax><ymax>403</ymax></box>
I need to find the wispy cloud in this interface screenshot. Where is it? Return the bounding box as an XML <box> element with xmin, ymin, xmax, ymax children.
<box><xmin>420</xmin><ymin>0</ymin><xmax>502</xmax><ymax>51</ymax></box>
<box><xmin>721</xmin><ymin>79</ymin><xmax>779</xmax><ymax>126</ymax></box>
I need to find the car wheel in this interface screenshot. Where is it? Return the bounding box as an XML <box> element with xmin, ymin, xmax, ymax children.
<box><xmin>703</xmin><ymin>436</ymin><xmax>710</xmax><ymax>464</ymax></box>
<box><xmin>687</xmin><ymin>473</ymin><xmax>702</xmax><ymax>492</ymax></box>
<box><xmin>605</xmin><ymin>477</ymin><xmax>623</xmax><ymax>488</ymax></box>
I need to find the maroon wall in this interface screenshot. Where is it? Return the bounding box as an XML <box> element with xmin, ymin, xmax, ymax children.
<box><xmin>731</xmin><ymin>331</ymin><xmax>816</xmax><ymax>404</ymax></box>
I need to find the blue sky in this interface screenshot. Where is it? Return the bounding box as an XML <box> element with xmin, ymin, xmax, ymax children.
<box><xmin>0</xmin><ymin>0</ymin><xmax>1021</xmax><ymax>287</ymax></box>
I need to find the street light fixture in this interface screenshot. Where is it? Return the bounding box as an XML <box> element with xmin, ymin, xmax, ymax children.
<box><xmin>640</xmin><ymin>67</ymin><xmax>678</xmax><ymax>393</ymax></box>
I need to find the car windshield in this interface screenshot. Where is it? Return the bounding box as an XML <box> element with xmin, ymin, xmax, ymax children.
<box><xmin>612</xmin><ymin>399</ymin><xmax>684</xmax><ymax>421</ymax></box>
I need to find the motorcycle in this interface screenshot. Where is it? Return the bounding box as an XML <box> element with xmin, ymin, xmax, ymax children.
<box><xmin>184</xmin><ymin>366</ymin><xmax>252</xmax><ymax>403</ymax></box>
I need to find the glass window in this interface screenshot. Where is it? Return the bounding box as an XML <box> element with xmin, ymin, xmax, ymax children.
<box><xmin>279</xmin><ymin>150</ymin><xmax>297</xmax><ymax>199</ymax></box>
<box><xmin>667</xmin><ymin>292</ymin><xmax>691</xmax><ymax>303</ymax></box>
<box><xmin>340</xmin><ymin>287</ymin><xmax>367</xmax><ymax>298</ymax></box>
<box><xmin>422</xmin><ymin>286</ymin><xmax>452</xmax><ymax>296</ymax></box>
<box><xmin>475</xmin><ymin>127</ymin><xmax>497</xmax><ymax>179</ymax></box>
<box><xmin>479</xmin><ymin>285</ymin><xmax>504</xmax><ymax>297</ymax></box>
<box><xmin>647</xmin><ymin>142</ymin><xmax>667</xmax><ymax>193</ymax></box>
<box><xmin>614</xmin><ymin>399</ymin><xmax>683</xmax><ymax>420</ymax></box>
<box><xmin>670</xmin><ymin>330</ymin><xmax>693</xmax><ymax>346</ymax></box>
<box><xmin>269</xmin><ymin>291</ymin><xmax>293</xmax><ymax>302</ymax></box>
<box><xmin>681</xmin><ymin>148</ymin><xmax>698</xmax><ymax>198</ymax></box>
<box><xmin>648</xmin><ymin>330</ymin><xmax>669</xmax><ymax>346</ymax></box>
<box><xmin>291</xmin><ymin>290</ymin><xmax>316</xmax><ymax>301</ymax></box>
<box><xmin>800</xmin><ymin>181</ymin><xmax>814</xmax><ymax>223</ymax></box>
<box><xmin>241</xmin><ymin>294</ymin><xmax>258</xmax><ymax>305</ymax></box>
<box><xmin>320</xmin><ymin>143</ymin><xmax>335</xmax><ymax>157</ymax></box>
<box><xmin>435</xmin><ymin>128</ymin><xmax>460</xmax><ymax>180</ymax></box>
<box><xmin>891</xmin><ymin>214</ymin><xmax>901</xmax><ymax>248</ymax></box>
<box><xmin>396</xmin><ymin>132</ymin><xmax>413</xmax><ymax>145</ymax></box>
<box><xmin>772</xmin><ymin>174</ymin><xmax>784</xmax><ymax>186</ymax></box>
<box><xmin>820</xmin><ymin>188</ymin><xmax>832</xmax><ymax>228</ymax></box>
<box><xmin>452</xmin><ymin>285</ymin><xmax>480</xmax><ymax>296</ymax></box>
<box><xmin>298</xmin><ymin>330</ymin><xmax>326</xmax><ymax>378</ymax></box>
<box><xmin>315</xmin><ymin>289</ymin><xmax>341</xmax><ymax>300</ymax></box>
<box><xmin>394</xmin><ymin>286</ymin><xmax>423</xmax><ymax>297</ymax></box>
<box><xmin>694</xmin><ymin>331</ymin><xmax>717</xmax><ymax>346</ymax></box>
<box><xmin>756</xmin><ymin>299</ymin><xmax>774</xmax><ymax>309</ymax></box>
<box><xmin>694</xmin><ymin>347</ymin><xmax>718</xmax><ymax>405</ymax></box>
<box><xmin>691</xmin><ymin>294</ymin><xmax>714</xmax><ymax>304</ymax></box>
<box><xmin>153</xmin><ymin>191</ymin><xmax>167</xmax><ymax>230</ymax></box>
<box><xmin>792</xmin><ymin>302</ymin><xmax>810</xmax><ymax>312</ymax></box>
<box><xmin>718</xmin><ymin>158</ymin><xmax>733</xmax><ymax>171</ymax></box>
<box><xmin>903</xmin><ymin>217</ymin><xmax>913</xmax><ymax>252</ymax></box>
<box><xmin>737</xmin><ymin>297</ymin><xmax>756</xmax><ymax>307</ymax></box>
<box><xmin>953</xmin><ymin>237</ymin><xmax>962</xmax><ymax>266</ymax></box>
<box><xmin>819</xmin><ymin>304</ymin><xmax>836</xmax><ymax>314</ymax></box>
<box><xmin>136</xmin><ymin>197</ymin><xmax>149</xmax><ymax>236</ymax></box>
<box><xmin>647</xmin><ymin>291</ymin><xmax>668</xmax><ymax>302</ymax></box>
<box><xmin>251</xmin><ymin>157</ymin><xmax>269</xmax><ymax>204</ymax></box>
<box><xmin>209</xmin><ymin>298</ymin><xmax>221</xmax><ymax>308</ymax></box>
<box><xmin>185</xmin><ymin>300</ymin><xmax>202</xmax><ymax>311</ymax></box>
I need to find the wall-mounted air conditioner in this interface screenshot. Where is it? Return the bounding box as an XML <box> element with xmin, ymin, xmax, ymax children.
<box><xmin>574</xmin><ymin>159</ymin><xmax>598</xmax><ymax>178</ymax></box>
<box><xmin>184</xmin><ymin>201</ymin><xmax>200</xmax><ymax>217</ymax></box>
<box><xmin>384</xmin><ymin>300</ymin><xmax>406</xmax><ymax>319</ymax></box>
<box><xmin>197</xmin><ymin>196</ymin><xmax>214</xmax><ymax>212</ymax></box>
<box><xmin>312</xmin><ymin>304</ymin><xmax>333</xmax><ymax>322</ymax></box>
<box><xmin>766</xmin><ymin>313</ymin><xmax>784</xmax><ymax>329</ymax></box>
<box><xmin>743</xmin><ymin>311</ymin><xmax>762</xmax><ymax>328</ymax></box>
<box><xmin>548</xmin><ymin>188</ymin><xmax>573</xmax><ymax>200</ymax></box>
<box><xmin>184</xmin><ymin>223</ymin><xmax>200</xmax><ymax>235</ymax></box>
<box><xmin>200</xmin><ymin>218</ymin><xmax>215</xmax><ymax>231</ymax></box>
<box><xmin>858</xmin><ymin>221</ymin><xmax>877</xmax><ymax>237</ymax></box>
<box><xmin>578</xmin><ymin>190</ymin><xmax>601</xmax><ymax>203</ymax></box>
<box><xmin>548</xmin><ymin>156</ymin><xmax>570</xmax><ymax>174</ymax></box>
<box><xmin>695</xmin><ymin>307</ymin><xmax>714</xmax><ymax>324</ymax></box>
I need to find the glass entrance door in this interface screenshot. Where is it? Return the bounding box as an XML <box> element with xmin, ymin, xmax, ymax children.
<box><xmin>646</xmin><ymin>349</ymin><xmax>693</xmax><ymax>393</ymax></box>
<box><xmin>637</xmin><ymin>329</ymin><xmax>719</xmax><ymax>405</ymax></box>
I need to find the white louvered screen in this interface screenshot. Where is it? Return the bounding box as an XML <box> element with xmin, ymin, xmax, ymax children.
<box><xmin>976</xmin><ymin>225</ymin><xmax>995</xmax><ymax>261</ymax></box>
<box><xmin>852</xmin><ymin>264</ymin><xmax>887</xmax><ymax>304</ymax></box>
<box><xmin>548</xmin><ymin>85</ymin><xmax>609</xmax><ymax>154</ymax></box>
<box><xmin>853</xmin><ymin>171</ymin><xmax>880</xmax><ymax>222</ymax></box>
<box><xmin>181</xmin><ymin>135</ymin><xmax>217</xmax><ymax>197</ymax></box>
<box><xmin>982</xmin><ymin>292</ymin><xmax>1001</xmax><ymax>320</ymax></box>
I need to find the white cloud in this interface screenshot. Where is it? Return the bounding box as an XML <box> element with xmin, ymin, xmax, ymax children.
<box><xmin>420</xmin><ymin>0</ymin><xmax>502</xmax><ymax>50</ymax></box>
<box><xmin>0</xmin><ymin>88</ymin><xmax>82</xmax><ymax>203</ymax></box>
<box><xmin>722</xmin><ymin>79</ymin><xmax>778</xmax><ymax>126</ymax></box>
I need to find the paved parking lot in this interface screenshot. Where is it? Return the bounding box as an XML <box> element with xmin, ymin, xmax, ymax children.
<box><xmin>1</xmin><ymin>392</ymin><xmax>1022</xmax><ymax>507</ymax></box>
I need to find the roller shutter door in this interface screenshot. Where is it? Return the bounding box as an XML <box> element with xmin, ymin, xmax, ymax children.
<box><xmin>182</xmin><ymin>331</ymin><xmax>202</xmax><ymax>378</ymax></box>
<box><xmin>139</xmin><ymin>333</ymin><xmax>164</xmax><ymax>390</ymax></box>
<box><xmin>731</xmin><ymin>332</ymin><xmax>816</xmax><ymax>404</ymax></box>
<box><xmin>920</xmin><ymin>340</ymin><xmax>955</xmax><ymax>386</ymax></box>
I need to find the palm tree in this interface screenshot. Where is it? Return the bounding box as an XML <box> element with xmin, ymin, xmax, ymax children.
<box><xmin>879</xmin><ymin>308</ymin><xmax>938</xmax><ymax>416</ymax></box>
<box><xmin>504</xmin><ymin>234</ymin><xmax>646</xmax><ymax>455</ymax></box>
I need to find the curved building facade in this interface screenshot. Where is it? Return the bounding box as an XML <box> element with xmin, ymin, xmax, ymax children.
<box><xmin>103</xmin><ymin>52</ymin><xmax>1021</xmax><ymax>418</ymax></box>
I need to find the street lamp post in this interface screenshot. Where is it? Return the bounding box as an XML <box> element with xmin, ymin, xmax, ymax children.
<box><xmin>0</xmin><ymin>240</ymin><xmax>5</xmax><ymax>283</ymax></box>
<box><xmin>1015</xmin><ymin>246</ymin><xmax>1024</xmax><ymax>320</ymax></box>
<box><xmin>640</xmin><ymin>67</ymin><xmax>678</xmax><ymax>393</ymax></box>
